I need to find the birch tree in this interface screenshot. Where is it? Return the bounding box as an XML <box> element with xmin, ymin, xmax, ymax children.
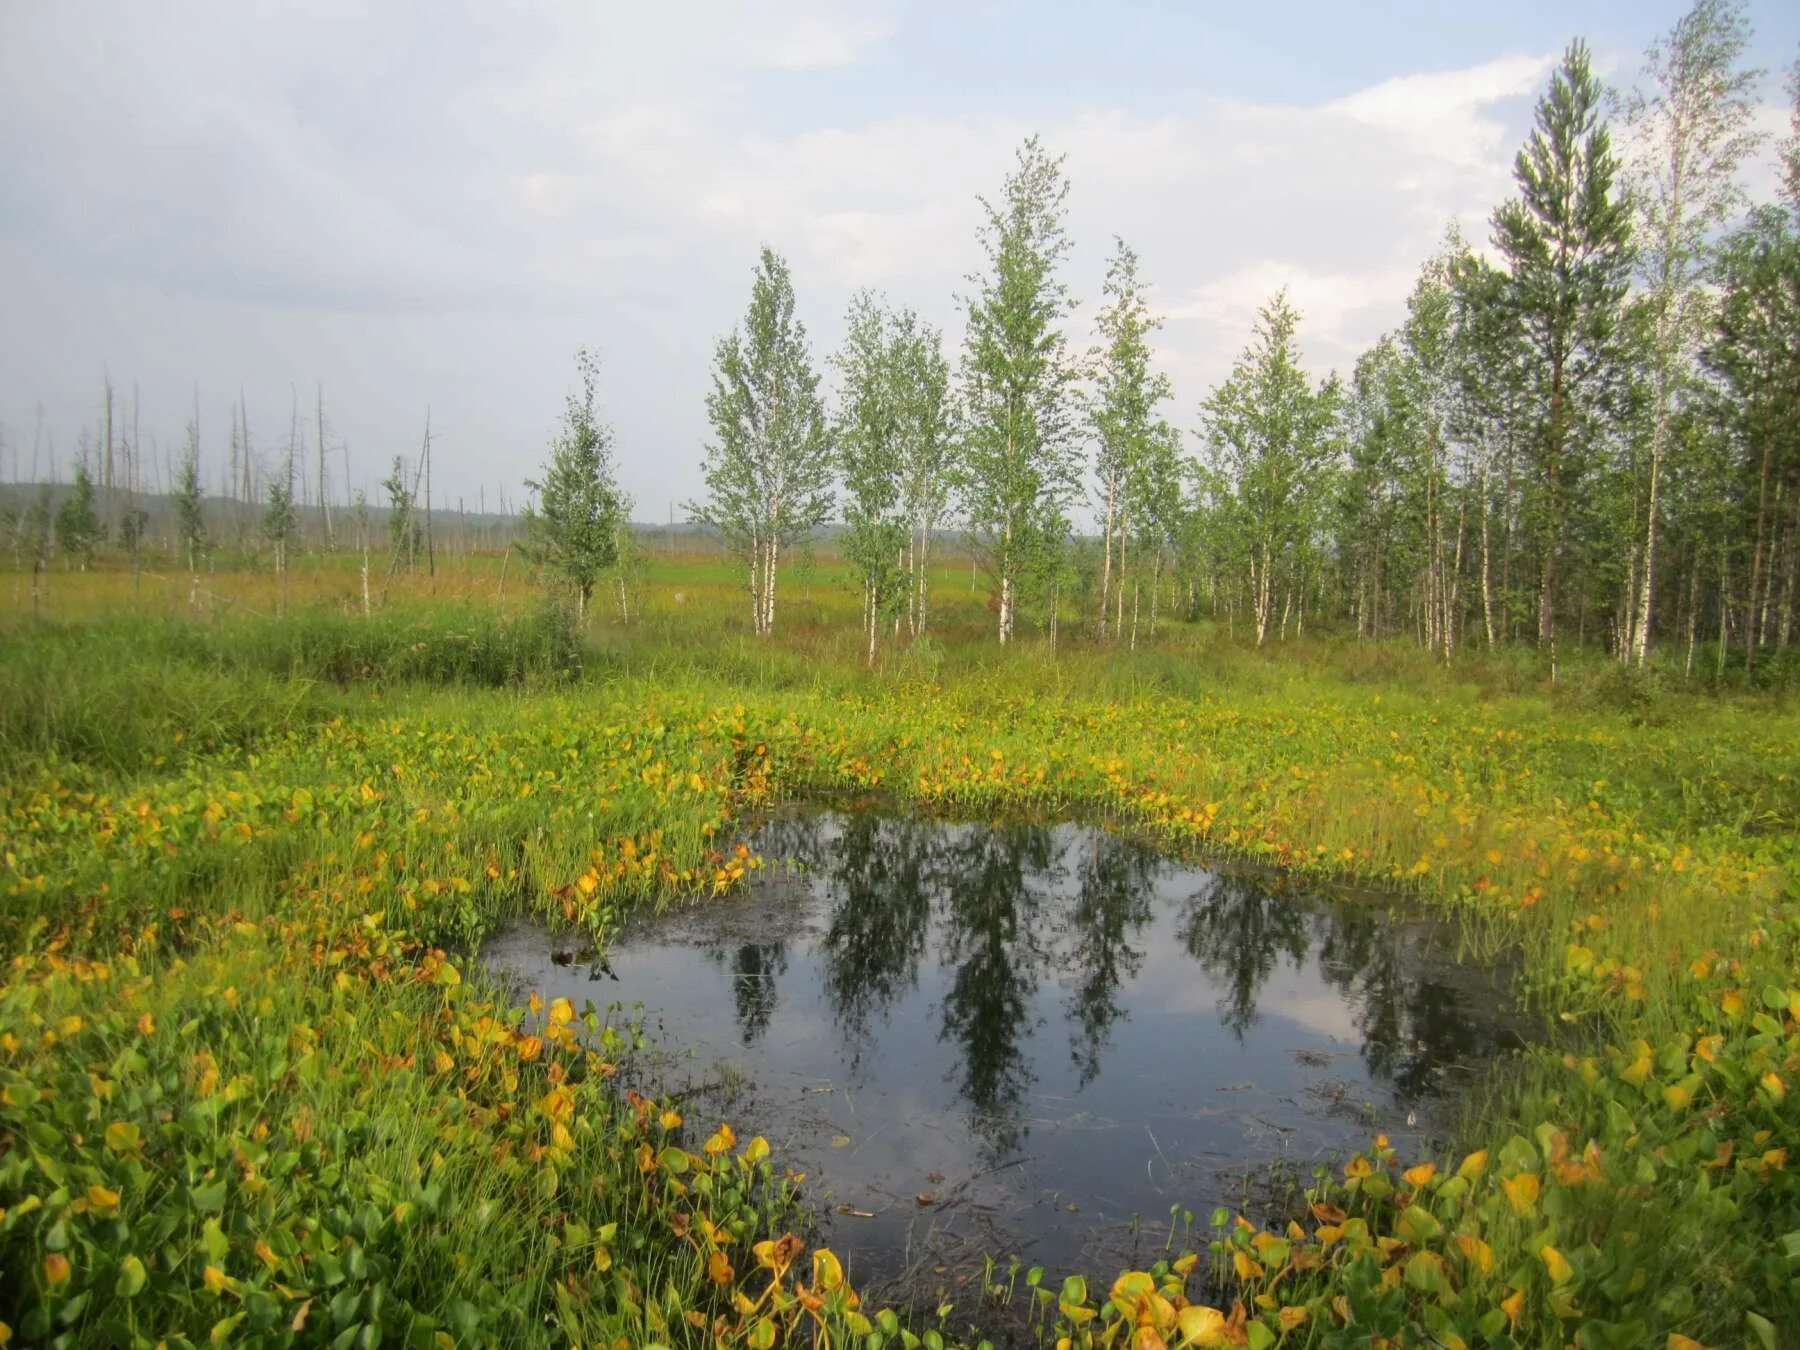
<box><xmin>891</xmin><ymin>311</ymin><xmax>954</xmax><ymax>637</ymax></box>
<box><xmin>960</xmin><ymin>137</ymin><xmax>1080</xmax><ymax>644</ymax></box>
<box><xmin>1089</xmin><ymin>237</ymin><xmax>1174</xmax><ymax>641</ymax></box>
<box><xmin>1623</xmin><ymin>0</ymin><xmax>1763</xmax><ymax>665</ymax></box>
<box><xmin>1199</xmin><ymin>291</ymin><xmax>1339</xmax><ymax>647</ymax></box>
<box><xmin>833</xmin><ymin>292</ymin><xmax>908</xmax><ymax>664</ymax></box>
<box><xmin>689</xmin><ymin>246</ymin><xmax>833</xmax><ymax>636</ymax></box>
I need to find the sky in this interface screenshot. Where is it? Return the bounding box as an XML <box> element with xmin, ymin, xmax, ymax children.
<box><xmin>1</xmin><ymin>0</ymin><xmax>1795</xmax><ymax>521</ymax></box>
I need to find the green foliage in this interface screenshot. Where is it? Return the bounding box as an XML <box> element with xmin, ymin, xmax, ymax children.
<box><xmin>382</xmin><ymin>456</ymin><xmax>418</xmax><ymax>571</ymax></box>
<box><xmin>689</xmin><ymin>246</ymin><xmax>834</xmax><ymax>636</ymax></box>
<box><xmin>54</xmin><ymin>465</ymin><xmax>104</xmax><ymax>569</ymax></box>
<box><xmin>521</xmin><ymin>349</ymin><xmax>628</xmax><ymax>619</ymax></box>
<box><xmin>1090</xmin><ymin>237</ymin><xmax>1179</xmax><ymax>642</ymax></box>
<box><xmin>1199</xmin><ymin>291</ymin><xmax>1341</xmax><ymax>646</ymax></box>
<box><xmin>174</xmin><ymin>430</ymin><xmax>208</xmax><ymax>571</ymax></box>
<box><xmin>0</xmin><ymin>576</ymin><xmax>1797</xmax><ymax>1343</ymax></box>
<box><xmin>262</xmin><ymin>473</ymin><xmax>298</xmax><ymax>574</ymax></box>
<box><xmin>1491</xmin><ymin>39</ymin><xmax>1635</xmax><ymax>648</ymax></box>
<box><xmin>960</xmin><ymin>136</ymin><xmax>1080</xmax><ymax>643</ymax></box>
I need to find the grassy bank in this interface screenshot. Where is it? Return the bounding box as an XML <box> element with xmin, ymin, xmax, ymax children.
<box><xmin>1</xmin><ymin>562</ymin><xmax>1796</xmax><ymax>1347</ymax></box>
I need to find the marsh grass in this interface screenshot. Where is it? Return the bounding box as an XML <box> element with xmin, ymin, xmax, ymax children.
<box><xmin>1</xmin><ymin>550</ymin><xmax>1796</xmax><ymax>1345</ymax></box>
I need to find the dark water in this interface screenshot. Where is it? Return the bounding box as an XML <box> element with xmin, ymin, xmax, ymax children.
<box><xmin>483</xmin><ymin>812</ymin><xmax>1524</xmax><ymax>1295</ymax></box>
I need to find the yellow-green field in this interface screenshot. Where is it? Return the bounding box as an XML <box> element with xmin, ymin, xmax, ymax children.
<box><xmin>1</xmin><ymin>552</ymin><xmax>1796</xmax><ymax>1348</ymax></box>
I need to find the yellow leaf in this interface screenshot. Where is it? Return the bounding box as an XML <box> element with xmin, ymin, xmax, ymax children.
<box><xmin>704</xmin><ymin>1123</ymin><xmax>737</xmax><ymax>1155</ymax></box>
<box><xmin>105</xmin><ymin>1120</ymin><xmax>142</xmax><ymax>1154</ymax></box>
<box><xmin>1501</xmin><ymin>1172</ymin><xmax>1540</xmax><ymax>1215</ymax></box>
<box><xmin>1175</xmin><ymin>1305</ymin><xmax>1226</xmax><ymax>1347</ymax></box>
<box><xmin>1402</xmin><ymin>1162</ymin><xmax>1437</xmax><ymax>1188</ymax></box>
<box><xmin>1667</xmin><ymin>1336</ymin><xmax>1705</xmax><ymax>1350</ymax></box>
<box><xmin>1457</xmin><ymin>1148</ymin><xmax>1489</xmax><ymax>1180</ymax></box>
<box><xmin>1501</xmin><ymin>1288</ymin><xmax>1525</xmax><ymax>1325</ymax></box>
<box><xmin>85</xmin><ymin>1183</ymin><xmax>121</xmax><ymax>1213</ymax></box>
<box><xmin>1539</xmin><ymin>1244</ymin><xmax>1573</xmax><ymax>1285</ymax></box>
<box><xmin>812</xmin><ymin>1247</ymin><xmax>844</xmax><ymax>1292</ymax></box>
<box><xmin>1277</xmin><ymin>1306</ymin><xmax>1307</xmax><ymax>1333</ymax></box>
<box><xmin>707</xmin><ymin>1249</ymin><xmax>733</xmax><ymax>1285</ymax></box>
<box><xmin>1456</xmin><ymin>1234</ymin><xmax>1494</xmax><ymax>1274</ymax></box>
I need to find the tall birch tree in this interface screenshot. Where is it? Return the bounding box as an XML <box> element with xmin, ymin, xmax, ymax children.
<box><xmin>960</xmin><ymin>137</ymin><xmax>1080</xmax><ymax>644</ymax></box>
<box><xmin>892</xmin><ymin>311</ymin><xmax>954</xmax><ymax>638</ymax></box>
<box><xmin>689</xmin><ymin>246</ymin><xmax>833</xmax><ymax>636</ymax></box>
<box><xmin>833</xmin><ymin>291</ymin><xmax>908</xmax><ymax>665</ymax></box>
<box><xmin>1623</xmin><ymin>0</ymin><xmax>1763</xmax><ymax>665</ymax></box>
<box><xmin>1089</xmin><ymin>237</ymin><xmax>1174</xmax><ymax>641</ymax></box>
<box><xmin>1199</xmin><ymin>292</ymin><xmax>1340</xmax><ymax>647</ymax></box>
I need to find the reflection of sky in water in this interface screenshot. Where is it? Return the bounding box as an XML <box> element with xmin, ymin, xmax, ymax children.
<box><xmin>483</xmin><ymin>813</ymin><xmax>1523</xmax><ymax>1290</ymax></box>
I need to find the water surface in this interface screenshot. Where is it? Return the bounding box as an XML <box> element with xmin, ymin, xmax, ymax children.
<box><xmin>483</xmin><ymin>812</ymin><xmax>1522</xmax><ymax>1293</ymax></box>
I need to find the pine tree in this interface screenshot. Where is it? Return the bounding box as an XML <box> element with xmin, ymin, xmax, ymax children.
<box><xmin>1492</xmin><ymin>40</ymin><xmax>1634</xmax><ymax>663</ymax></box>
<box><xmin>54</xmin><ymin>464</ymin><xmax>103</xmax><ymax>569</ymax></box>
<box><xmin>522</xmin><ymin>349</ymin><xmax>628</xmax><ymax>623</ymax></box>
<box><xmin>175</xmin><ymin>414</ymin><xmax>207</xmax><ymax>573</ymax></box>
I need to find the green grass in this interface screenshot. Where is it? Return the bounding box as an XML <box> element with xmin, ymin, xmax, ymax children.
<box><xmin>0</xmin><ymin>553</ymin><xmax>1796</xmax><ymax>1347</ymax></box>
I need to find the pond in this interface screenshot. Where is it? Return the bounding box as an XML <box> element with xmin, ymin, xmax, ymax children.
<box><xmin>483</xmin><ymin>811</ymin><xmax>1526</xmax><ymax>1299</ymax></box>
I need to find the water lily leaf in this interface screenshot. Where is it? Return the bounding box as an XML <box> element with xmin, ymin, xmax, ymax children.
<box><xmin>115</xmin><ymin>1255</ymin><xmax>147</xmax><ymax>1298</ymax></box>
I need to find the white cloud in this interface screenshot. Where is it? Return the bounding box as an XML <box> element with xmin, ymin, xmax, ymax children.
<box><xmin>0</xmin><ymin>4</ymin><xmax>1638</xmax><ymax>517</ymax></box>
<box><xmin>749</xmin><ymin>4</ymin><xmax>896</xmax><ymax>69</ymax></box>
<box><xmin>1329</xmin><ymin>54</ymin><xmax>1556</xmax><ymax>166</ymax></box>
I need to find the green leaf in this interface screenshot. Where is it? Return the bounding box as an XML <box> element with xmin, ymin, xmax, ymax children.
<box><xmin>115</xmin><ymin>1254</ymin><xmax>147</xmax><ymax>1298</ymax></box>
<box><xmin>190</xmin><ymin>1180</ymin><xmax>229</xmax><ymax>1214</ymax></box>
<box><xmin>201</xmin><ymin>1217</ymin><xmax>229</xmax><ymax>1263</ymax></box>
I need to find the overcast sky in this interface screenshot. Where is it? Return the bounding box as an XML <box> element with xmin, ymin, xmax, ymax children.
<box><xmin>2</xmin><ymin>0</ymin><xmax>1795</xmax><ymax>520</ymax></box>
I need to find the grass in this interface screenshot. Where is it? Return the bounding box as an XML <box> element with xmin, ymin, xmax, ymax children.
<box><xmin>0</xmin><ymin>549</ymin><xmax>1796</xmax><ymax>1347</ymax></box>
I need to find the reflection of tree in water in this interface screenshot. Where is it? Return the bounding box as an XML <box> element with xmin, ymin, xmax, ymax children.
<box><xmin>1177</xmin><ymin>873</ymin><xmax>1311</xmax><ymax>1038</ymax></box>
<box><xmin>1313</xmin><ymin>919</ymin><xmax>1514</xmax><ymax>1097</ymax></box>
<box><xmin>1178</xmin><ymin>872</ymin><xmax>1513</xmax><ymax>1095</ymax></box>
<box><xmin>817</xmin><ymin>815</ymin><xmax>936</xmax><ymax>1058</ymax></box>
<box><xmin>1062</xmin><ymin>834</ymin><xmax>1159</xmax><ymax>1086</ymax></box>
<box><xmin>935</xmin><ymin>824</ymin><xmax>1060</xmax><ymax>1158</ymax></box>
<box><xmin>708</xmin><ymin>940</ymin><xmax>788</xmax><ymax>1045</ymax></box>
<box><xmin>726</xmin><ymin>813</ymin><xmax>1510</xmax><ymax>1145</ymax></box>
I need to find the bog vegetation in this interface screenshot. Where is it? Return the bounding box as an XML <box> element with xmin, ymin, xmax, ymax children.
<box><xmin>2</xmin><ymin>5</ymin><xmax>1798</xmax><ymax>1348</ymax></box>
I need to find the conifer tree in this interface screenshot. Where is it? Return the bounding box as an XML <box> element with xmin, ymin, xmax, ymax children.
<box><xmin>522</xmin><ymin>349</ymin><xmax>629</xmax><ymax>624</ymax></box>
<box><xmin>1492</xmin><ymin>40</ymin><xmax>1634</xmax><ymax>663</ymax></box>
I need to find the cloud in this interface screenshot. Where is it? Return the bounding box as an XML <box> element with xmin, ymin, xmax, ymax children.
<box><xmin>0</xmin><ymin>4</ymin><xmax>1584</xmax><ymax>516</ymax></box>
<box><xmin>1329</xmin><ymin>54</ymin><xmax>1556</xmax><ymax>166</ymax></box>
<box><xmin>749</xmin><ymin>4</ymin><xmax>896</xmax><ymax>69</ymax></box>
